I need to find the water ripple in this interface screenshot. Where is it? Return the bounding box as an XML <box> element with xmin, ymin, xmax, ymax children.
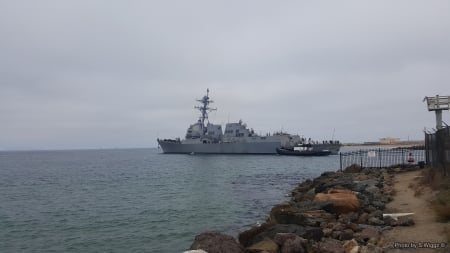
<box><xmin>0</xmin><ymin>148</ymin><xmax>339</xmax><ymax>252</ymax></box>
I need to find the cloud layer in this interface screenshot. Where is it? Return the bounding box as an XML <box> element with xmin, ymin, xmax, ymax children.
<box><xmin>1</xmin><ymin>1</ymin><xmax>449</xmax><ymax>149</ymax></box>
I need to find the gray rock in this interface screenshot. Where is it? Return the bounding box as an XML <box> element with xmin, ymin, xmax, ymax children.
<box><xmin>314</xmin><ymin>174</ymin><xmax>355</xmax><ymax>193</ymax></box>
<box><xmin>292</xmin><ymin>200</ymin><xmax>336</xmax><ymax>214</ymax></box>
<box><xmin>331</xmin><ymin>222</ymin><xmax>346</xmax><ymax>231</ymax></box>
<box><xmin>371</xmin><ymin>200</ymin><xmax>385</xmax><ymax>209</ymax></box>
<box><xmin>270</xmin><ymin>204</ymin><xmax>335</xmax><ymax>227</ymax></box>
<box><xmin>339</xmin><ymin>229</ymin><xmax>354</xmax><ymax>241</ymax></box>
<box><xmin>364</xmin><ymin>205</ymin><xmax>377</xmax><ymax>213</ymax></box>
<box><xmin>246</xmin><ymin>238</ymin><xmax>279</xmax><ymax>253</ymax></box>
<box><xmin>274</xmin><ymin>233</ymin><xmax>298</xmax><ymax>246</ymax></box>
<box><xmin>361</xmin><ymin>168</ymin><xmax>372</xmax><ymax>175</ymax></box>
<box><xmin>366</xmin><ymin>185</ymin><xmax>381</xmax><ymax>196</ymax></box>
<box><xmin>347</xmin><ymin>222</ymin><xmax>361</xmax><ymax>232</ymax></box>
<box><xmin>239</xmin><ymin>222</ymin><xmax>274</xmax><ymax>247</ymax></box>
<box><xmin>240</xmin><ymin>223</ymin><xmax>319</xmax><ymax>247</ymax></box>
<box><xmin>383</xmin><ymin>216</ymin><xmax>398</xmax><ymax>226</ymax></box>
<box><xmin>356</xmin><ymin>227</ymin><xmax>380</xmax><ymax>243</ymax></box>
<box><xmin>281</xmin><ymin>238</ymin><xmax>305</xmax><ymax>253</ymax></box>
<box><xmin>357</xmin><ymin>194</ymin><xmax>372</xmax><ymax>209</ymax></box>
<box><xmin>360</xmin><ymin>243</ymin><xmax>383</xmax><ymax>253</ymax></box>
<box><xmin>369</xmin><ymin>210</ymin><xmax>383</xmax><ymax>219</ymax></box>
<box><xmin>331</xmin><ymin>230</ymin><xmax>342</xmax><ymax>240</ymax></box>
<box><xmin>292</xmin><ymin>185</ymin><xmax>316</xmax><ymax>202</ymax></box>
<box><xmin>344</xmin><ymin>164</ymin><xmax>362</xmax><ymax>173</ymax></box>
<box><xmin>303</xmin><ymin>227</ymin><xmax>324</xmax><ymax>241</ymax></box>
<box><xmin>348</xmin><ymin>212</ymin><xmax>359</xmax><ymax>222</ymax></box>
<box><xmin>357</xmin><ymin>212</ymin><xmax>369</xmax><ymax>224</ymax></box>
<box><xmin>322</xmin><ymin>228</ymin><xmax>333</xmax><ymax>237</ymax></box>
<box><xmin>343</xmin><ymin>239</ymin><xmax>359</xmax><ymax>253</ymax></box>
<box><xmin>367</xmin><ymin>217</ymin><xmax>384</xmax><ymax>225</ymax></box>
<box><xmin>318</xmin><ymin>238</ymin><xmax>345</xmax><ymax>253</ymax></box>
<box><xmin>190</xmin><ymin>232</ymin><xmax>244</xmax><ymax>253</ymax></box>
<box><xmin>302</xmin><ymin>188</ymin><xmax>317</xmax><ymax>201</ymax></box>
<box><xmin>275</xmin><ymin>234</ymin><xmax>306</xmax><ymax>253</ymax></box>
<box><xmin>269</xmin><ymin>204</ymin><xmax>306</xmax><ymax>225</ymax></box>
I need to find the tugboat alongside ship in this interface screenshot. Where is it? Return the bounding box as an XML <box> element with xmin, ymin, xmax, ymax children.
<box><xmin>157</xmin><ymin>89</ymin><xmax>341</xmax><ymax>155</ymax></box>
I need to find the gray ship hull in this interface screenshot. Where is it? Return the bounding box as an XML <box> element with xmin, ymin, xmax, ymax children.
<box><xmin>158</xmin><ymin>140</ymin><xmax>281</xmax><ymax>154</ymax></box>
<box><xmin>158</xmin><ymin>140</ymin><xmax>341</xmax><ymax>154</ymax></box>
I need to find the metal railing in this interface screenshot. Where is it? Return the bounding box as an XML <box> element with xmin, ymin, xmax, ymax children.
<box><xmin>339</xmin><ymin>147</ymin><xmax>425</xmax><ymax>170</ymax></box>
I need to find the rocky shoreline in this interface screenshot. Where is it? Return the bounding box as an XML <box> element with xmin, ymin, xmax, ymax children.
<box><xmin>186</xmin><ymin>164</ymin><xmax>420</xmax><ymax>253</ymax></box>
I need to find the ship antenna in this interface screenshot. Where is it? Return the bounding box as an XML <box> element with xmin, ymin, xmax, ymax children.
<box><xmin>194</xmin><ymin>88</ymin><xmax>217</xmax><ymax>134</ymax></box>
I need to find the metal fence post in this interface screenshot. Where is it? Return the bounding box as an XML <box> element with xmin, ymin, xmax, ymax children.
<box><xmin>360</xmin><ymin>149</ymin><xmax>363</xmax><ymax>168</ymax></box>
<box><xmin>402</xmin><ymin>148</ymin><xmax>405</xmax><ymax>168</ymax></box>
<box><xmin>378</xmin><ymin>148</ymin><xmax>382</xmax><ymax>168</ymax></box>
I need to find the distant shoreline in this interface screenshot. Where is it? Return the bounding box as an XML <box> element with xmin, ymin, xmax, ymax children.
<box><xmin>342</xmin><ymin>141</ymin><xmax>424</xmax><ymax>147</ymax></box>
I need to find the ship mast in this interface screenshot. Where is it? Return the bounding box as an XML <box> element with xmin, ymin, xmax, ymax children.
<box><xmin>194</xmin><ymin>88</ymin><xmax>217</xmax><ymax>134</ymax></box>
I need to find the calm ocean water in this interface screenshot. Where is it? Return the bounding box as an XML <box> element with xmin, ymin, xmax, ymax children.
<box><xmin>0</xmin><ymin>148</ymin><xmax>342</xmax><ymax>252</ymax></box>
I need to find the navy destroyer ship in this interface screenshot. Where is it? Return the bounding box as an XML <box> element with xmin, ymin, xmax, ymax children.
<box><xmin>157</xmin><ymin>89</ymin><xmax>341</xmax><ymax>154</ymax></box>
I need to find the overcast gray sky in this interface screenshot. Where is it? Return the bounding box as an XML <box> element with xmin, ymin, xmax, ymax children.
<box><xmin>1</xmin><ymin>1</ymin><xmax>449</xmax><ymax>150</ymax></box>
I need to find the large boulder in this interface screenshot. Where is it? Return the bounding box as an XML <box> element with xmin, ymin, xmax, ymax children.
<box><xmin>246</xmin><ymin>238</ymin><xmax>279</xmax><ymax>253</ymax></box>
<box><xmin>299</xmin><ymin>209</ymin><xmax>335</xmax><ymax>227</ymax></box>
<box><xmin>343</xmin><ymin>239</ymin><xmax>359</xmax><ymax>253</ymax></box>
<box><xmin>343</xmin><ymin>164</ymin><xmax>362</xmax><ymax>173</ymax></box>
<box><xmin>355</xmin><ymin>227</ymin><xmax>380</xmax><ymax>244</ymax></box>
<box><xmin>291</xmin><ymin>200</ymin><xmax>336</xmax><ymax>214</ymax></box>
<box><xmin>281</xmin><ymin>237</ymin><xmax>305</xmax><ymax>253</ymax></box>
<box><xmin>270</xmin><ymin>204</ymin><xmax>335</xmax><ymax>226</ymax></box>
<box><xmin>238</xmin><ymin>222</ymin><xmax>274</xmax><ymax>247</ymax></box>
<box><xmin>303</xmin><ymin>227</ymin><xmax>324</xmax><ymax>241</ymax></box>
<box><xmin>274</xmin><ymin>234</ymin><xmax>307</xmax><ymax>253</ymax></box>
<box><xmin>239</xmin><ymin>223</ymin><xmax>326</xmax><ymax>249</ymax></box>
<box><xmin>269</xmin><ymin>204</ymin><xmax>306</xmax><ymax>225</ymax></box>
<box><xmin>291</xmin><ymin>180</ymin><xmax>314</xmax><ymax>197</ymax></box>
<box><xmin>292</xmin><ymin>187</ymin><xmax>317</xmax><ymax>202</ymax></box>
<box><xmin>239</xmin><ymin>223</ymin><xmax>305</xmax><ymax>247</ymax></box>
<box><xmin>190</xmin><ymin>232</ymin><xmax>244</xmax><ymax>253</ymax></box>
<box><xmin>314</xmin><ymin>174</ymin><xmax>355</xmax><ymax>193</ymax></box>
<box><xmin>317</xmin><ymin>238</ymin><xmax>345</xmax><ymax>253</ymax></box>
<box><xmin>313</xmin><ymin>191</ymin><xmax>360</xmax><ymax>214</ymax></box>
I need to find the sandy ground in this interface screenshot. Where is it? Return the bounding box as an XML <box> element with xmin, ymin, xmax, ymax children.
<box><xmin>383</xmin><ymin>170</ymin><xmax>449</xmax><ymax>253</ymax></box>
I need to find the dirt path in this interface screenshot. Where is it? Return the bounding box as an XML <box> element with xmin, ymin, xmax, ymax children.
<box><xmin>383</xmin><ymin>170</ymin><xmax>448</xmax><ymax>253</ymax></box>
